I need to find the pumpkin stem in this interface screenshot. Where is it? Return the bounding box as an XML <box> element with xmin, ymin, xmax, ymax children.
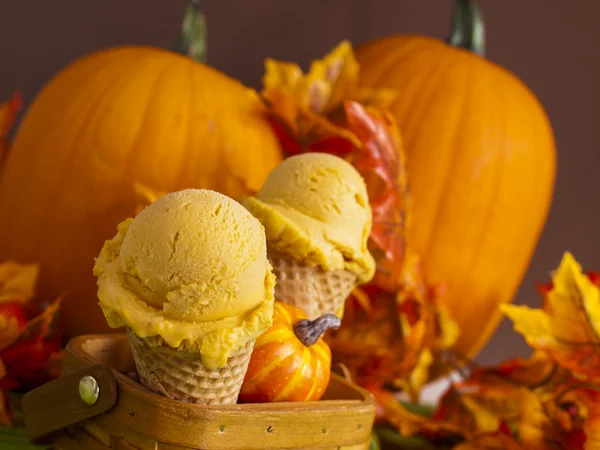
<box><xmin>173</xmin><ymin>0</ymin><xmax>207</xmax><ymax>63</ymax></box>
<box><xmin>447</xmin><ymin>0</ymin><xmax>485</xmax><ymax>57</ymax></box>
<box><xmin>294</xmin><ymin>313</ymin><xmax>341</xmax><ymax>347</ymax></box>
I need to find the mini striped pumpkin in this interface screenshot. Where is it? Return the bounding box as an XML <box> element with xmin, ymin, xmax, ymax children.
<box><xmin>239</xmin><ymin>301</ymin><xmax>340</xmax><ymax>403</ymax></box>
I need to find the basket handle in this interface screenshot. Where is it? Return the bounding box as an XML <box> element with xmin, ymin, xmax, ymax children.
<box><xmin>22</xmin><ymin>364</ymin><xmax>117</xmax><ymax>445</ymax></box>
<box><xmin>331</xmin><ymin>362</ymin><xmax>353</xmax><ymax>382</ymax></box>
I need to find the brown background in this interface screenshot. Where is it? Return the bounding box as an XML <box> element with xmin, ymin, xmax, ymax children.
<box><xmin>0</xmin><ymin>0</ymin><xmax>598</xmax><ymax>364</ymax></box>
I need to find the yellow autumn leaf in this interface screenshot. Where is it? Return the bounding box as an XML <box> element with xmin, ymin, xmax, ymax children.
<box><xmin>0</xmin><ymin>261</ymin><xmax>39</xmax><ymax>304</ymax></box>
<box><xmin>502</xmin><ymin>252</ymin><xmax>600</xmax><ymax>379</ymax></box>
<box><xmin>261</xmin><ymin>40</ymin><xmax>395</xmax><ymax>151</ymax></box>
<box><xmin>436</xmin><ymin>304</ymin><xmax>461</xmax><ymax>349</ymax></box>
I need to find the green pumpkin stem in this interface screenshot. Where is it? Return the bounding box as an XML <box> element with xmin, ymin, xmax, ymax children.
<box><xmin>447</xmin><ymin>0</ymin><xmax>485</xmax><ymax>57</ymax></box>
<box><xmin>173</xmin><ymin>0</ymin><xmax>207</xmax><ymax>63</ymax></box>
<box><xmin>294</xmin><ymin>313</ymin><xmax>341</xmax><ymax>347</ymax></box>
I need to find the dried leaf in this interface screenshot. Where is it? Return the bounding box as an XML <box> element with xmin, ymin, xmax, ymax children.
<box><xmin>434</xmin><ymin>383</ymin><xmax>524</xmax><ymax>435</ymax></box>
<box><xmin>343</xmin><ymin>102</ymin><xmax>410</xmax><ymax>290</ymax></box>
<box><xmin>519</xmin><ymin>386</ymin><xmax>592</xmax><ymax>450</ymax></box>
<box><xmin>468</xmin><ymin>352</ymin><xmax>570</xmax><ymax>394</ymax></box>
<box><xmin>0</xmin><ymin>92</ymin><xmax>22</xmax><ymax>166</ymax></box>
<box><xmin>502</xmin><ymin>252</ymin><xmax>600</xmax><ymax>379</ymax></box>
<box><xmin>328</xmin><ymin>251</ymin><xmax>458</xmax><ymax>397</ymax></box>
<box><xmin>17</xmin><ymin>296</ymin><xmax>62</xmax><ymax>344</ymax></box>
<box><xmin>0</xmin><ymin>297</ymin><xmax>63</xmax><ymax>391</ymax></box>
<box><xmin>454</xmin><ymin>426</ymin><xmax>523</xmax><ymax>450</ymax></box>
<box><xmin>370</xmin><ymin>386</ymin><xmax>464</xmax><ymax>439</ymax></box>
<box><xmin>261</xmin><ymin>41</ymin><xmax>394</xmax><ymax>155</ymax></box>
<box><xmin>0</xmin><ymin>315</ymin><xmax>21</xmax><ymax>353</ymax></box>
<box><xmin>0</xmin><ymin>261</ymin><xmax>39</xmax><ymax>304</ymax></box>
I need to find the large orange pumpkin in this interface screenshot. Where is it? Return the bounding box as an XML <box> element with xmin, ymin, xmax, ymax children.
<box><xmin>355</xmin><ymin>1</ymin><xmax>556</xmax><ymax>357</ymax></box>
<box><xmin>0</xmin><ymin>46</ymin><xmax>282</xmax><ymax>338</ymax></box>
<box><xmin>239</xmin><ymin>301</ymin><xmax>339</xmax><ymax>403</ymax></box>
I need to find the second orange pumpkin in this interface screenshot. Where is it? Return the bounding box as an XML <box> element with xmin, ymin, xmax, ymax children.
<box><xmin>356</xmin><ymin>17</ymin><xmax>556</xmax><ymax>356</ymax></box>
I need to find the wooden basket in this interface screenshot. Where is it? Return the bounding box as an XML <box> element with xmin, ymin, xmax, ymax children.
<box><xmin>22</xmin><ymin>334</ymin><xmax>376</xmax><ymax>450</ymax></box>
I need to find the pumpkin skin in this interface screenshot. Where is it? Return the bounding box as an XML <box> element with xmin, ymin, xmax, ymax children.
<box><xmin>356</xmin><ymin>36</ymin><xmax>556</xmax><ymax>357</ymax></box>
<box><xmin>0</xmin><ymin>46</ymin><xmax>282</xmax><ymax>339</ymax></box>
<box><xmin>239</xmin><ymin>302</ymin><xmax>335</xmax><ymax>403</ymax></box>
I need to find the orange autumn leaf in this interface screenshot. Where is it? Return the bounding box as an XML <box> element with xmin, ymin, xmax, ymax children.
<box><xmin>327</xmin><ymin>250</ymin><xmax>458</xmax><ymax>398</ymax></box>
<box><xmin>343</xmin><ymin>102</ymin><xmax>410</xmax><ymax>288</ymax></box>
<box><xmin>370</xmin><ymin>386</ymin><xmax>464</xmax><ymax>439</ymax></box>
<box><xmin>454</xmin><ymin>425</ymin><xmax>523</xmax><ymax>450</ymax></box>
<box><xmin>262</xmin><ymin>40</ymin><xmax>395</xmax><ymax>153</ymax></box>
<box><xmin>434</xmin><ymin>383</ymin><xmax>524</xmax><ymax>436</ymax></box>
<box><xmin>502</xmin><ymin>252</ymin><xmax>600</xmax><ymax>380</ymax></box>
<box><xmin>0</xmin><ymin>315</ymin><xmax>21</xmax><ymax>353</ymax></box>
<box><xmin>0</xmin><ymin>261</ymin><xmax>39</xmax><ymax>304</ymax></box>
<box><xmin>468</xmin><ymin>352</ymin><xmax>572</xmax><ymax>396</ymax></box>
<box><xmin>17</xmin><ymin>295</ymin><xmax>63</xmax><ymax>343</ymax></box>
<box><xmin>519</xmin><ymin>386</ymin><xmax>596</xmax><ymax>449</ymax></box>
<box><xmin>0</xmin><ymin>92</ymin><xmax>22</xmax><ymax>166</ymax></box>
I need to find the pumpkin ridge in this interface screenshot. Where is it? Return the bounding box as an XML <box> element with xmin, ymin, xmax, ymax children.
<box><xmin>367</xmin><ymin>44</ymin><xmax>442</xmax><ymax>121</ymax></box>
<box><xmin>251</xmin><ymin>325</ymin><xmax>289</xmax><ymax>348</ymax></box>
<box><xmin>304</xmin><ymin>356</ymin><xmax>322</xmax><ymax>401</ymax></box>
<box><xmin>274</xmin><ymin>300</ymin><xmax>295</xmax><ymax>325</ymax></box>
<box><xmin>21</xmin><ymin>55</ymin><xmax>140</xmax><ymax>252</ymax></box>
<box><xmin>273</xmin><ymin>345</ymin><xmax>311</xmax><ymax>401</ymax></box>
<box><xmin>311</xmin><ymin>338</ymin><xmax>332</xmax><ymax>363</ymax></box>
<box><xmin>172</xmin><ymin>61</ymin><xmax>197</xmax><ymax>190</ymax></box>
<box><xmin>42</xmin><ymin>55</ymin><xmax>150</xmax><ymax>255</ymax></box>
<box><xmin>396</xmin><ymin>48</ymin><xmax>461</xmax><ymax>147</ymax></box>
<box><xmin>421</xmin><ymin>58</ymin><xmax>477</xmax><ymax>259</ymax></box>
<box><xmin>450</xmin><ymin>65</ymin><xmax>511</xmax><ymax>350</ymax></box>
<box><xmin>121</xmin><ymin>62</ymin><xmax>176</xmax><ymax>192</ymax></box>
<box><xmin>246</xmin><ymin>345</ymin><xmax>299</xmax><ymax>393</ymax></box>
<box><xmin>248</xmin><ymin>345</ymin><xmax>302</xmax><ymax>397</ymax></box>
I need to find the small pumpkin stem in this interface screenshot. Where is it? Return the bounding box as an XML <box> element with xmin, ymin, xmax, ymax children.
<box><xmin>294</xmin><ymin>313</ymin><xmax>341</xmax><ymax>347</ymax></box>
<box><xmin>173</xmin><ymin>0</ymin><xmax>207</xmax><ymax>63</ymax></box>
<box><xmin>447</xmin><ymin>0</ymin><xmax>485</xmax><ymax>57</ymax></box>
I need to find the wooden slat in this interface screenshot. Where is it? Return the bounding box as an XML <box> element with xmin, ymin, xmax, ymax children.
<box><xmin>111</xmin><ymin>436</ymin><xmax>144</xmax><ymax>450</ymax></box>
<box><xmin>22</xmin><ymin>364</ymin><xmax>117</xmax><ymax>445</ymax></box>
<box><xmin>58</xmin><ymin>334</ymin><xmax>376</xmax><ymax>450</ymax></box>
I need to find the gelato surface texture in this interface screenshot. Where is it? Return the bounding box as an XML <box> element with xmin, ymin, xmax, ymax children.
<box><xmin>243</xmin><ymin>153</ymin><xmax>375</xmax><ymax>283</ymax></box>
<box><xmin>93</xmin><ymin>189</ymin><xmax>275</xmax><ymax>369</ymax></box>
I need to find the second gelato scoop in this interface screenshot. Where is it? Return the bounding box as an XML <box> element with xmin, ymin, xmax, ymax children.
<box><xmin>243</xmin><ymin>153</ymin><xmax>375</xmax><ymax>282</ymax></box>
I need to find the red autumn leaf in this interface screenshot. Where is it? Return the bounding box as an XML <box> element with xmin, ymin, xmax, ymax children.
<box><xmin>343</xmin><ymin>101</ymin><xmax>410</xmax><ymax>291</ymax></box>
<box><xmin>468</xmin><ymin>352</ymin><xmax>570</xmax><ymax>390</ymax></box>
<box><xmin>0</xmin><ymin>91</ymin><xmax>22</xmax><ymax>166</ymax></box>
<box><xmin>0</xmin><ymin>335</ymin><xmax>62</xmax><ymax>391</ymax></box>
<box><xmin>327</xmin><ymin>252</ymin><xmax>458</xmax><ymax>398</ymax></box>
<box><xmin>0</xmin><ymin>297</ymin><xmax>63</xmax><ymax>391</ymax></box>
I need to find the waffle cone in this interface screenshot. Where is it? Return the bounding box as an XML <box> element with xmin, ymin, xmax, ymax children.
<box><xmin>127</xmin><ymin>329</ymin><xmax>254</xmax><ymax>405</ymax></box>
<box><xmin>269</xmin><ymin>249</ymin><xmax>357</xmax><ymax>319</ymax></box>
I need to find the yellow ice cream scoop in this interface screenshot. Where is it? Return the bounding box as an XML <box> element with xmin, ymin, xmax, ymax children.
<box><xmin>94</xmin><ymin>189</ymin><xmax>275</xmax><ymax>369</ymax></box>
<box><xmin>243</xmin><ymin>153</ymin><xmax>375</xmax><ymax>283</ymax></box>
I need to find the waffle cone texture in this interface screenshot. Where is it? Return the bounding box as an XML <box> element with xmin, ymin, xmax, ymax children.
<box><xmin>127</xmin><ymin>329</ymin><xmax>254</xmax><ymax>405</ymax></box>
<box><xmin>269</xmin><ymin>250</ymin><xmax>357</xmax><ymax>320</ymax></box>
